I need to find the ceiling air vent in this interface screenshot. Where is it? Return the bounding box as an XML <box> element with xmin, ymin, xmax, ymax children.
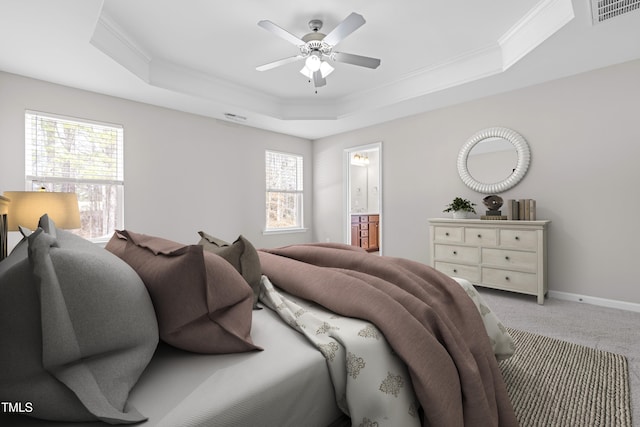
<box><xmin>591</xmin><ymin>0</ymin><xmax>640</xmax><ymax>24</ymax></box>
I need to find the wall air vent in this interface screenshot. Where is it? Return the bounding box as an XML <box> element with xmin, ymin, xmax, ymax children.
<box><xmin>223</xmin><ymin>113</ymin><xmax>247</xmax><ymax>122</ymax></box>
<box><xmin>591</xmin><ymin>0</ymin><xmax>640</xmax><ymax>24</ymax></box>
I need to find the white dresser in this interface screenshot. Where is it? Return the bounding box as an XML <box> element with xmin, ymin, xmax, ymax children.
<box><xmin>429</xmin><ymin>218</ymin><xmax>550</xmax><ymax>304</ymax></box>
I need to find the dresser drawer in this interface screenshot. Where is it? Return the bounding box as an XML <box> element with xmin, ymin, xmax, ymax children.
<box><xmin>430</xmin><ymin>218</ymin><xmax>548</xmax><ymax>304</ymax></box>
<box><xmin>434</xmin><ymin>244</ymin><xmax>479</xmax><ymax>263</ymax></box>
<box><xmin>482</xmin><ymin>268</ymin><xmax>537</xmax><ymax>293</ymax></box>
<box><xmin>433</xmin><ymin>226</ymin><xmax>463</xmax><ymax>243</ymax></box>
<box><xmin>465</xmin><ymin>228</ymin><xmax>497</xmax><ymax>246</ymax></box>
<box><xmin>482</xmin><ymin>248</ymin><xmax>537</xmax><ymax>272</ymax></box>
<box><xmin>499</xmin><ymin>229</ymin><xmax>538</xmax><ymax>250</ymax></box>
<box><xmin>434</xmin><ymin>262</ymin><xmax>480</xmax><ymax>282</ymax></box>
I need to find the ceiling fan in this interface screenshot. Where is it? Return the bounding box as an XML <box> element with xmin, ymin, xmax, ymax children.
<box><xmin>256</xmin><ymin>12</ymin><xmax>381</xmax><ymax>88</ymax></box>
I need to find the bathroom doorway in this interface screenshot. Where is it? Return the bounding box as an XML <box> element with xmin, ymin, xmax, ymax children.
<box><xmin>344</xmin><ymin>142</ymin><xmax>382</xmax><ymax>255</ymax></box>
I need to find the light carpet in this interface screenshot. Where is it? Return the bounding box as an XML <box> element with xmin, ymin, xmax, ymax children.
<box><xmin>500</xmin><ymin>328</ymin><xmax>631</xmax><ymax>427</ymax></box>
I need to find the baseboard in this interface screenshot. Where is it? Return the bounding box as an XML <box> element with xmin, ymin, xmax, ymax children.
<box><xmin>548</xmin><ymin>290</ymin><xmax>640</xmax><ymax>313</ymax></box>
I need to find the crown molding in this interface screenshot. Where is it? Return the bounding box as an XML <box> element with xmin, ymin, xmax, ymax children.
<box><xmin>89</xmin><ymin>0</ymin><xmax>574</xmax><ymax>122</ymax></box>
<box><xmin>499</xmin><ymin>0</ymin><xmax>575</xmax><ymax>70</ymax></box>
<box><xmin>90</xmin><ymin>12</ymin><xmax>151</xmax><ymax>82</ymax></box>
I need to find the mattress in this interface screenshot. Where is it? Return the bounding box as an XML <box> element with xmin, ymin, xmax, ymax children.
<box><xmin>0</xmin><ymin>308</ymin><xmax>344</xmax><ymax>427</ymax></box>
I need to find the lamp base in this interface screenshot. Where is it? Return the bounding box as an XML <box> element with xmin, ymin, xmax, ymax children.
<box><xmin>0</xmin><ymin>195</ymin><xmax>9</xmax><ymax>261</ymax></box>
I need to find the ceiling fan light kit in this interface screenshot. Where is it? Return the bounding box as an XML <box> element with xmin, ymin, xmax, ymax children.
<box><xmin>257</xmin><ymin>12</ymin><xmax>381</xmax><ymax>90</ymax></box>
<box><xmin>305</xmin><ymin>52</ymin><xmax>322</xmax><ymax>71</ymax></box>
<box><xmin>300</xmin><ymin>59</ymin><xmax>334</xmax><ymax>80</ymax></box>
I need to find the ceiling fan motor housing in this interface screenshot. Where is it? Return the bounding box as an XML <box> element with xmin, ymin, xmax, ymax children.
<box><xmin>308</xmin><ymin>19</ymin><xmax>323</xmax><ymax>31</ymax></box>
<box><xmin>301</xmin><ymin>19</ymin><xmax>331</xmax><ymax>56</ymax></box>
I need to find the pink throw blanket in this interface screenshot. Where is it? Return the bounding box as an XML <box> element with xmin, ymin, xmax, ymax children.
<box><xmin>258</xmin><ymin>243</ymin><xmax>517</xmax><ymax>427</ymax></box>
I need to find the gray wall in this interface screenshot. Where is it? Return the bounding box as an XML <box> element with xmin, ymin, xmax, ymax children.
<box><xmin>0</xmin><ymin>71</ymin><xmax>314</xmax><ymax>249</ymax></box>
<box><xmin>3</xmin><ymin>59</ymin><xmax>639</xmax><ymax>306</ymax></box>
<box><xmin>313</xmin><ymin>59</ymin><xmax>640</xmax><ymax>305</ymax></box>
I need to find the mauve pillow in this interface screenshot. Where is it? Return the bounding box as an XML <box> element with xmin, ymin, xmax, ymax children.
<box><xmin>197</xmin><ymin>231</ymin><xmax>261</xmax><ymax>308</ymax></box>
<box><xmin>0</xmin><ymin>215</ymin><xmax>158</xmax><ymax>424</ymax></box>
<box><xmin>106</xmin><ymin>230</ymin><xmax>261</xmax><ymax>354</ymax></box>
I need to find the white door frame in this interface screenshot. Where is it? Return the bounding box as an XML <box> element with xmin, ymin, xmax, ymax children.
<box><xmin>343</xmin><ymin>141</ymin><xmax>383</xmax><ymax>254</ymax></box>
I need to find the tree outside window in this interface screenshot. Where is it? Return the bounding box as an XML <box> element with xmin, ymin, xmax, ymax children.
<box><xmin>265</xmin><ymin>150</ymin><xmax>303</xmax><ymax>230</ymax></box>
<box><xmin>25</xmin><ymin>111</ymin><xmax>124</xmax><ymax>241</ymax></box>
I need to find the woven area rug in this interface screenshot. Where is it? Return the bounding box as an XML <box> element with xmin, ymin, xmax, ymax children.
<box><xmin>500</xmin><ymin>328</ymin><xmax>632</xmax><ymax>427</ymax></box>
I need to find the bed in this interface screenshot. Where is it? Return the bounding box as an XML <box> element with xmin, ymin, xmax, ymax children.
<box><xmin>0</xmin><ymin>216</ymin><xmax>517</xmax><ymax>426</ymax></box>
<box><xmin>0</xmin><ymin>308</ymin><xmax>343</xmax><ymax>427</ymax></box>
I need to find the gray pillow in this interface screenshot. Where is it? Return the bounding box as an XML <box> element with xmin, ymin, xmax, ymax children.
<box><xmin>0</xmin><ymin>215</ymin><xmax>158</xmax><ymax>424</ymax></box>
<box><xmin>198</xmin><ymin>231</ymin><xmax>262</xmax><ymax>308</ymax></box>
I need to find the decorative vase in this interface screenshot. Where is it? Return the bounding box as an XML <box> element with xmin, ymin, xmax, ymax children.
<box><xmin>452</xmin><ymin>211</ymin><xmax>470</xmax><ymax>219</ymax></box>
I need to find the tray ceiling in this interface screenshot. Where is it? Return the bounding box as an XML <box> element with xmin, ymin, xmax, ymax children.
<box><xmin>1</xmin><ymin>0</ymin><xmax>639</xmax><ymax>139</ymax></box>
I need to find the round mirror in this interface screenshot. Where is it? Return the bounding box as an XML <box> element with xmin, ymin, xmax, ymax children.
<box><xmin>457</xmin><ymin>127</ymin><xmax>530</xmax><ymax>193</ymax></box>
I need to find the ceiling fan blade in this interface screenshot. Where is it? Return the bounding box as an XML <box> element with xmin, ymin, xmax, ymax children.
<box><xmin>322</xmin><ymin>12</ymin><xmax>366</xmax><ymax>46</ymax></box>
<box><xmin>256</xmin><ymin>55</ymin><xmax>304</xmax><ymax>71</ymax></box>
<box><xmin>332</xmin><ymin>52</ymin><xmax>381</xmax><ymax>69</ymax></box>
<box><xmin>313</xmin><ymin>70</ymin><xmax>326</xmax><ymax>87</ymax></box>
<box><xmin>258</xmin><ymin>20</ymin><xmax>305</xmax><ymax>46</ymax></box>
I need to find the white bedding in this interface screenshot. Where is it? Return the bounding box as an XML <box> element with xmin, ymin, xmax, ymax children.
<box><xmin>260</xmin><ymin>275</ymin><xmax>421</xmax><ymax>427</ymax></box>
<box><xmin>259</xmin><ymin>275</ymin><xmax>515</xmax><ymax>427</ymax></box>
<box><xmin>1</xmin><ymin>273</ymin><xmax>512</xmax><ymax>427</ymax></box>
<box><xmin>0</xmin><ymin>309</ymin><xmax>343</xmax><ymax>427</ymax></box>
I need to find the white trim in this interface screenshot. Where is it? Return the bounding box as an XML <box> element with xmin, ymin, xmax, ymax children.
<box><xmin>25</xmin><ymin>109</ymin><xmax>124</xmax><ymax>130</ymax></box>
<box><xmin>549</xmin><ymin>290</ymin><xmax>640</xmax><ymax>313</ymax></box>
<box><xmin>262</xmin><ymin>228</ymin><xmax>308</xmax><ymax>235</ymax></box>
<box><xmin>89</xmin><ymin>2</ymin><xmax>573</xmax><ymax>126</ymax></box>
<box><xmin>264</xmin><ymin>150</ymin><xmax>304</xmax><ymax>232</ymax></box>
<box><xmin>344</xmin><ymin>142</ymin><xmax>383</xmax><ymax>254</ymax></box>
<box><xmin>499</xmin><ymin>0</ymin><xmax>575</xmax><ymax>70</ymax></box>
<box><xmin>90</xmin><ymin>11</ymin><xmax>151</xmax><ymax>82</ymax></box>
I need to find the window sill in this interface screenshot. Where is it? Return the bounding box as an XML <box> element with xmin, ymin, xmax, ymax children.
<box><xmin>262</xmin><ymin>228</ymin><xmax>308</xmax><ymax>235</ymax></box>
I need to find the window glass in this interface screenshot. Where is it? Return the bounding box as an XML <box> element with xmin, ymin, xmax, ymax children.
<box><xmin>25</xmin><ymin>111</ymin><xmax>124</xmax><ymax>241</ymax></box>
<box><xmin>265</xmin><ymin>150</ymin><xmax>303</xmax><ymax>231</ymax></box>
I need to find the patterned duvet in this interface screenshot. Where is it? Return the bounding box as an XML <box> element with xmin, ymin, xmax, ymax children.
<box><xmin>258</xmin><ymin>243</ymin><xmax>518</xmax><ymax>427</ymax></box>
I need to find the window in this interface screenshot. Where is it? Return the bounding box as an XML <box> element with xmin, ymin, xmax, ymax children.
<box><xmin>25</xmin><ymin>111</ymin><xmax>124</xmax><ymax>241</ymax></box>
<box><xmin>265</xmin><ymin>150</ymin><xmax>303</xmax><ymax>231</ymax></box>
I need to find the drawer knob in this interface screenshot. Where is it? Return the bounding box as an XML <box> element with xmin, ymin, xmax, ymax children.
<box><xmin>505</xmin><ymin>256</ymin><xmax>510</xmax><ymax>260</ymax></box>
<box><xmin>453</xmin><ymin>269</ymin><xmax>457</xmax><ymax>273</ymax></box>
<box><xmin>445</xmin><ymin>232</ymin><xmax>449</xmax><ymax>236</ymax></box>
<box><xmin>453</xmin><ymin>251</ymin><xmax>457</xmax><ymax>255</ymax></box>
<box><xmin>505</xmin><ymin>276</ymin><xmax>510</xmax><ymax>281</ymax></box>
<box><xmin>477</xmin><ymin>234</ymin><xmax>482</xmax><ymax>238</ymax></box>
<box><xmin>515</xmin><ymin>236</ymin><xmax>520</xmax><ymax>240</ymax></box>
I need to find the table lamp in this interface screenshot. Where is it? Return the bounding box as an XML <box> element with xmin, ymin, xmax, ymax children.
<box><xmin>4</xmin><ymin>191</ymin><xmax>81</xmax><ymax>231</ymax></box>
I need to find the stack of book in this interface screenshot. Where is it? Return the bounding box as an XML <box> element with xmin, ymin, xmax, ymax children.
<box><xmin>506</xmin><ymin>199</ymin><xmax>536</xmax><ymax>220</ymax></box>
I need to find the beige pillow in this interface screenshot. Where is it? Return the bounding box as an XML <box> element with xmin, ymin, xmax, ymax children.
<box><xmin>106</xmin><ymin>230</ymin><xmax>260</xmax><ymax>354</ymax></box>
<box><xmin>198</xmin><ymin>231</ymin><xmax>262</xmax><ymax>308</ymax></box>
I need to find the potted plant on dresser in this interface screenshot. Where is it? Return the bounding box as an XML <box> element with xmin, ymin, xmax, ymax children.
<box><xmin>443</xmin><ymin>197</ymin><xmax>476</xmax><ymax>219</ymax></box>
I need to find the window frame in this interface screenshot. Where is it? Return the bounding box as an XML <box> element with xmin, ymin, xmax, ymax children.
<box><xmin>264</xmin><ymin>149</ymin><xmax>305</xmax><ymax>233</ymax></box>
<box><xmin>24</xmin><ymin>110</ymin><xmax>124</xmax><ymax>243</ymax></box>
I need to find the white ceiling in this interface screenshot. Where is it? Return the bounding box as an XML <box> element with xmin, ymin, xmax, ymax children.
<box><xmin>1</xmin><ymin>0</ymin><xmax>639</xmax><ymax>139</ymax></box>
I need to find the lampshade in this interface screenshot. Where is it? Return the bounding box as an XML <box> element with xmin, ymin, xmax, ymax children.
<box><xmin>319</xmin><ymin>61</ymin><xmax>334</xmax><ymax>78</ymax></box>
<box><xmin>300</xmin><ymin>60</ymin><xmax>334</xmax><ymax>79</ymax></box>
<box><xmin>4</xmin><ymin>191</ymin><xmax>81</xmax><ymax>231</ymax></box>
<box><xmin>305</xmin><ymin>52</ymin><xmax>322</xmax><ymax>72</ymax></box>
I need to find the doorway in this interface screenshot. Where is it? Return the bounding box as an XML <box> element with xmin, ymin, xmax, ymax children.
<box><xmin>344</xmin><ymin>142</ymin><xmax>382</xmax><ymax>254</ymax></box>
